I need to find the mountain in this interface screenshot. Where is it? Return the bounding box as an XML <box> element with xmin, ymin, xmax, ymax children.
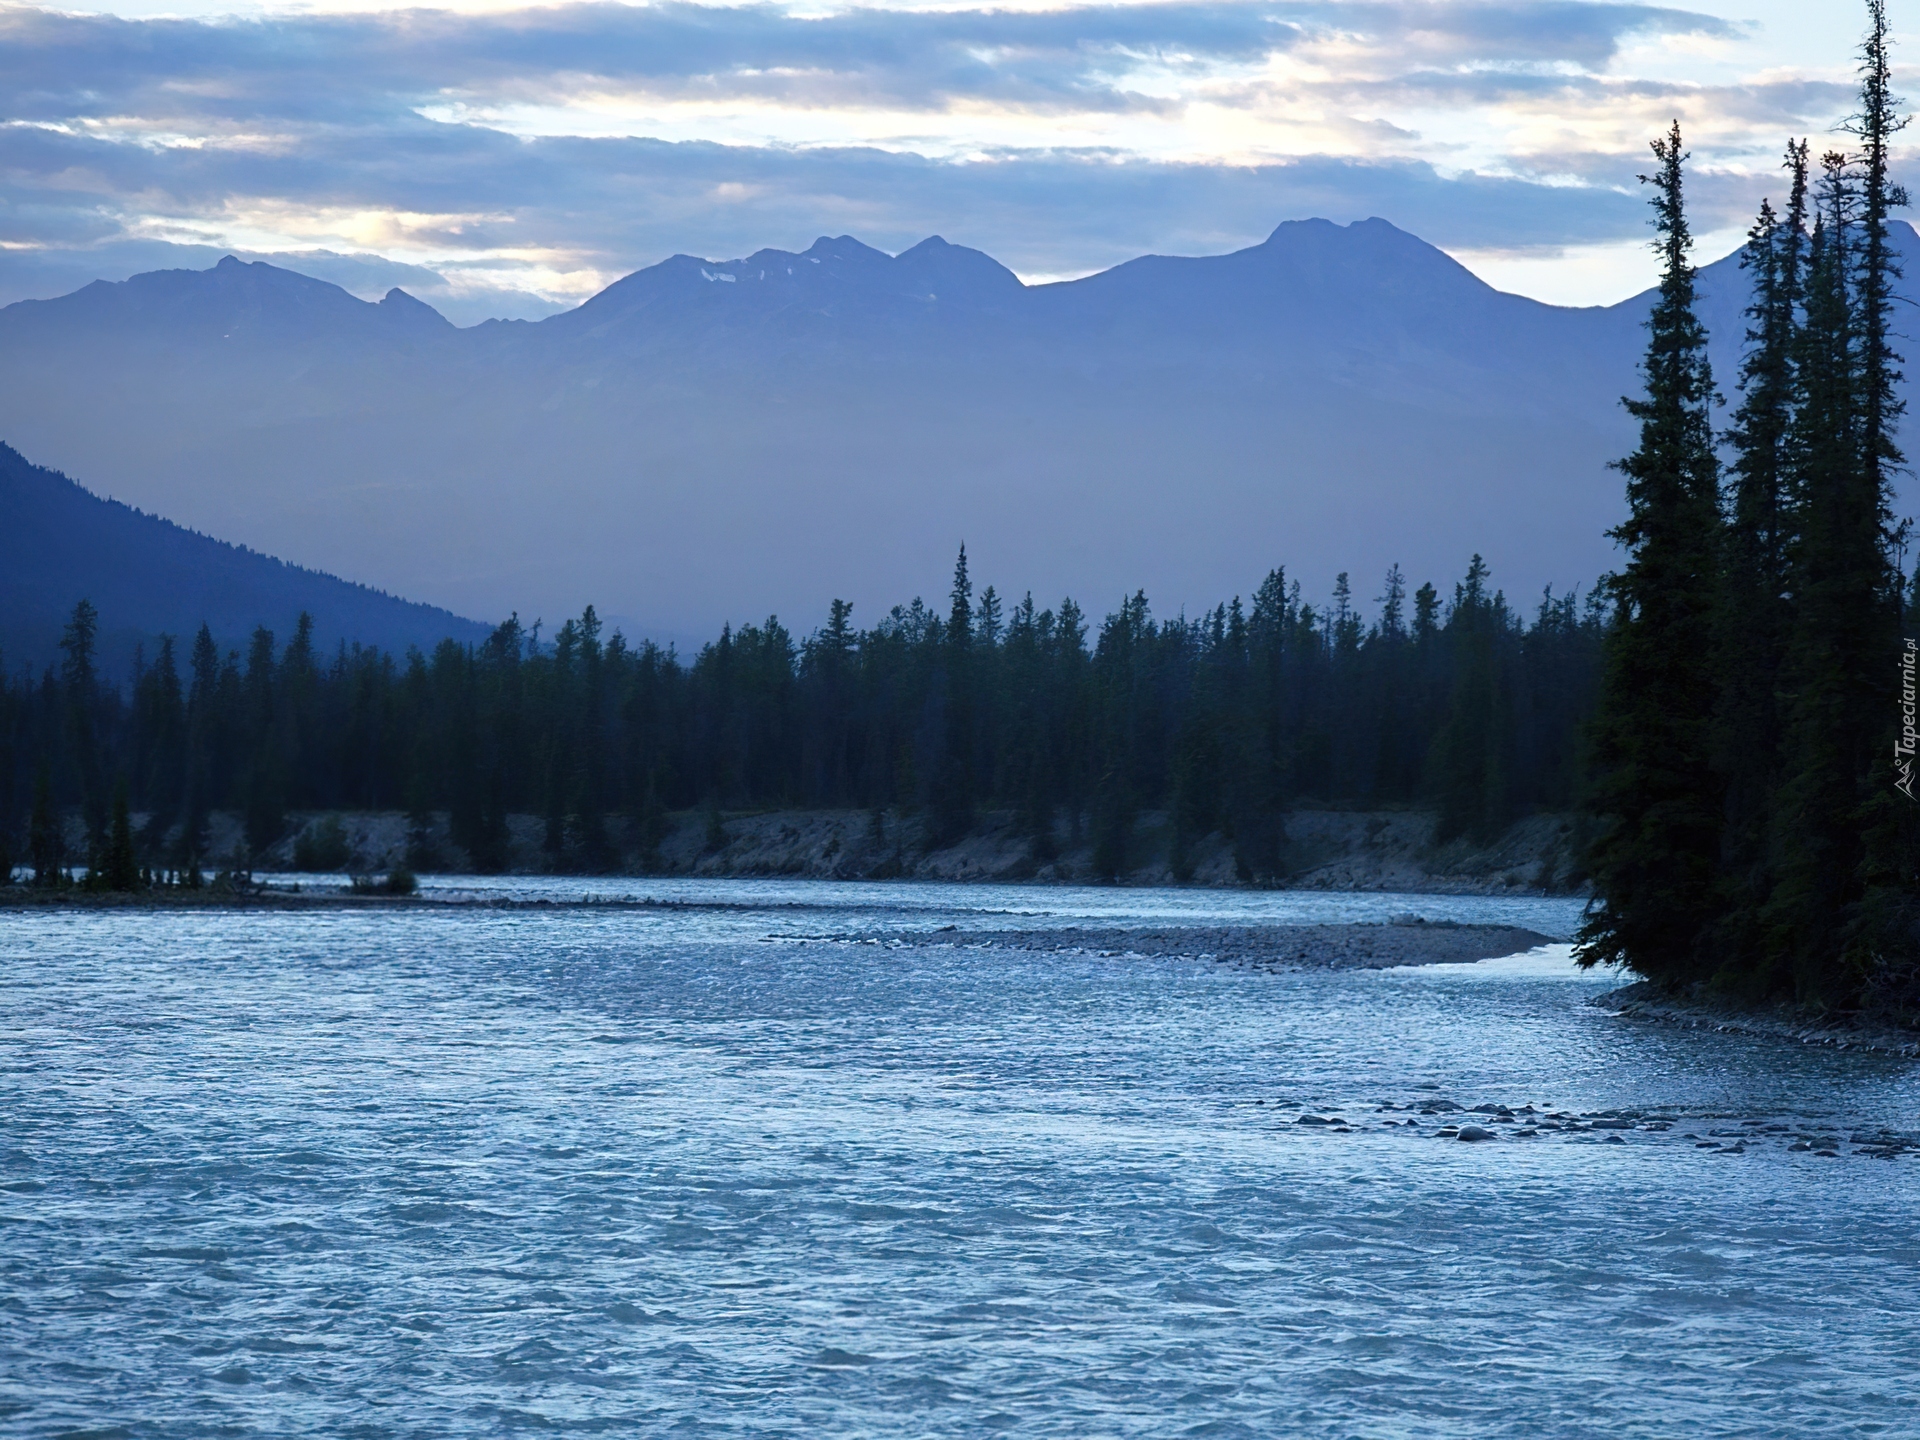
<box><xmin>0</xmin><ymin>220</ymin><xmax>1911</xmax><ymax>640</ymax></box>
<box><xmin>0</xmin><ymin>442</ymin><xmax>487</xmax><ymax>675</ymax></box>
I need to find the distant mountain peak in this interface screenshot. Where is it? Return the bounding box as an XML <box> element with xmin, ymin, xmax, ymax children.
<box><xmin>804</xmin><ymin>235</ymin><xmax>890</xmax><ymax>263</ymax></box>
<box><xmin>378</xmin><ymin>287</ymin><xmax>453</xmax><ymax>328</ymax></box>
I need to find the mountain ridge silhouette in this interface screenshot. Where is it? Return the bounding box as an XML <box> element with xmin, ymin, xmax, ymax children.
<box><xmin>2</xmin><ymin>216</ymin><xmax>1911</xmax><ymax>641</ymax></box>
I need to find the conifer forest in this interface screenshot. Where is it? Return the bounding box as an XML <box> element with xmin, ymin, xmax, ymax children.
<box><xmin>0</xmin><ymin>552</ymin><xmax>1606</xmax><ymax>889</ymax></box>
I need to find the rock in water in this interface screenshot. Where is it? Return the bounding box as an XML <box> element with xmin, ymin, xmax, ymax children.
<box><xmin>1456</xmin><ymin>1125</ymin><xmax>1495</xmax><ymax>1142</ymax></box>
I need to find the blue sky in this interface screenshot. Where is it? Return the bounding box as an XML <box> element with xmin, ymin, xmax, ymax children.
<box><xmin>0</xmin><ymin>0</ymin><xmax>1884</xmax><ymax>321</ymax></box>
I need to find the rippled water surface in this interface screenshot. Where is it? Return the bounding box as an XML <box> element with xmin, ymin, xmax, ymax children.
<box><xmin>4</xmin><ymin>878</ymin><xmax>1919</xmax><ymax>1437</ymax></box>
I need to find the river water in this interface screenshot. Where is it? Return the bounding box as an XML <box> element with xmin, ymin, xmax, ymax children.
<box><xmin>3</xmin><ymin>879</ymin><xmax>1917</xmax><ymax>1437</ymax></box>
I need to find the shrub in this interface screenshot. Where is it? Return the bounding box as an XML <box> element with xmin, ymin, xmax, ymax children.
<box><xmin>293</xmin><ymin>815</ymin><xmax>352</xmax><ymax>872</ymax></box>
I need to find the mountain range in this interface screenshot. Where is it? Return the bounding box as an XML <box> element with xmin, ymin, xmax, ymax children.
<box><xmin>1</xmin><ymin>218</ymin><xmax>1914</xmax><ymax>644</ymax></box>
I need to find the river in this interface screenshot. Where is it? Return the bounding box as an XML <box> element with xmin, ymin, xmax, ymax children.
<box><xmin>3</xmin><ymin>878</ymin><xmax>1916</xmax><ymax>1436</ymax></box>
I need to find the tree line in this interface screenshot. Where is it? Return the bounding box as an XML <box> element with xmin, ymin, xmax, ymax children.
<box><xmin>0</xmin><ymin>548</ymin><xmax>1606</xmax><ymax>886</ymax></box>
<box><xmin>1580</xmin><ymin>0</ymin><xmax>1920</xmax><ymax>1013</ymax></box>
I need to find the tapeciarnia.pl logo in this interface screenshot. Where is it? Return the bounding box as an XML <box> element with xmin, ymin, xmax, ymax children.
<box><xmin>1899</xmin><ymin>637</ymin><xmax>1917</xmax><ymax>800</ymax></box>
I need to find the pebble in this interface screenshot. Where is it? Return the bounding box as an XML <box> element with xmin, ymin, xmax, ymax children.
<box><xmin>1263</xmin><ymin>1093</ymin><xmax>1915</xmax><ymax>1164</ymax></box>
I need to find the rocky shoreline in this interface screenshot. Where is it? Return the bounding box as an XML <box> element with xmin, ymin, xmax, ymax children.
<box><xmin>1259</xmin><ymin>1091</ymin><xmax>1920</xmax><ymax>1158</ymax></box>
<box><xmin>2</xmin><ymin>888</ymin><xmax>1555</xmax><ymax>972</ymax></box>
<box><xmin>811</xmin><ymin>919</ymin><xmax>1555</xmax><ymax>971</ymax></box>
<box><xmin>40</xmin><ymin>804</ymin><xmax>1589</xmax><ymax>895</ymax></box>
<box><xmin>1592</xmin><ymin>981</ymin><xmax>1920</xmax><ymax>1058</ymax></box>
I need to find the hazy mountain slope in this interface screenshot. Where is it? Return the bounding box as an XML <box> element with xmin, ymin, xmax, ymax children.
<box><xmin>0</xmin><ymin>221</ymin><xmax>1909</xmax><ymax>644</ymax></box>
<box><xmin>0</xmin><ymin>442</ymin><xmax>487</xmax><ymax>675</ymax></box>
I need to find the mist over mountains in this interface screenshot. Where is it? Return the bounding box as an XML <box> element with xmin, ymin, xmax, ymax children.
<box><xmin>2</xmin><ymin>217</ymin><xmax>1915</xmax><ymax>644</ymax></box>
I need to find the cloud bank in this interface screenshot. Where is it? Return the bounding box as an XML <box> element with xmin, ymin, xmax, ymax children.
<box><xmin>0</xmin><ymin>0</ymin><xmax>1880</xmax><ymax>317</ymax></box>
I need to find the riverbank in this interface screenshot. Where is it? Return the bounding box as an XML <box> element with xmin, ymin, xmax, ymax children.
<box><xmin>814</xmin><ymin>919</ymin><xmax>1555</xmax><ymax>972</ymax></box>
<box><xmin>0</xmin><ymin>880</ymin><xmax>1553</xmax><ymax>972</ymax></box>
<box><xmin>1593</xmin><ymin>981</ymin><xmax>1920</xmax><ymax>1058</ymax></box>
<box><xmin>73</xmin><ymin>804</ymin><xmax>1587</xmax><ymax>894</ymax></box>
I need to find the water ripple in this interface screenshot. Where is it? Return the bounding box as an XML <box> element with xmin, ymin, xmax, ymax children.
<box><xmin>2</xmin><ymin>879</ymin><xmax>1916</xmax><ymax>1436</ymax></box>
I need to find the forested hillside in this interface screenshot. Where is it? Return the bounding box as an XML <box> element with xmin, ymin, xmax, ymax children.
<box><xmin>0</xmin><ymin>442</ymin><xmax>486</xmax><ymax>674</ymax></box>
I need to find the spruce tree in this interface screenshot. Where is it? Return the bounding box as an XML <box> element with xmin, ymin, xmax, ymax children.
<box><xmin>1786</xmin><ymin>0</ymin><xmax>1920</xmax><ymax>1004</ymax></box>
<box><xmin>102</xmin><ymin>777</ymin><xmax>139</xmax><ymax>892</ymax></box>
<box><xmin>1714</xmin><ymin>141</ymin><xmax>1809</xmax><ymax>963</ymax></box>
<box><xmin>930</xmin><ymin>545</ymin><xmax>975</xmax><ymax>845</ymax></box>
<box><xmin>28</xmin><ymin>760</ymin><xmax>62</xmax><ymax>886</ymax></box>
<box><xmin>135</xmin><ymin>635</ymin><xmax>186</xmax><ymax>848</ymax></box>
<box><xmin>1429</xmin><ymin>557</ymin><xmax>1512</xmax><ymax>845</ymax></box>
<box><xmin>1766</xmin><ymin>150</ymin><xmax>1905</xmax><ymax>1002</ymax></box>
<box><xmin>179</xmin><ymin>624</ymin><xmax>220</xmax><ymax>870</ymax></box>
<box><xmin>1578</xmin><ymin>122</ymin><xmax>1726</xmax><ymax>983</ymax></box>
<box><xmin>241</xmin><ymin>626</ymin><xmax>286</xmax><ymax>858</ymax></box>
<box><xmin>59</xmin><ymin>599</ymin><xmax>106</xmax><ymax>848</ymax></box>
<box><xmin>1233</xmin><ymin>571</ymin><xmax>1293</xmax><ymax>881</ymax></box>
<box><xmin>1369</xmin><ymin>566</ymin><xmax>1414</xmax><ymax>798</ymax></box>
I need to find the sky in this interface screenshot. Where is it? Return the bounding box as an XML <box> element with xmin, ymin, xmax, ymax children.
<box><xmin>0</xmin><ymin>0</ymin><xmax>1891</xmax><ymax>322</ymax></box>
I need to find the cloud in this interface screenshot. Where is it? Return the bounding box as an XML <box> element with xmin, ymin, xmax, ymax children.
<box><xmin>0</xmin><ymin>3</ymin><xmax>1736</xmax><ymax>118</ymax></box>
<box><xmin>0</xmin><ymin>0</ymin><xmax>1875</xmax><ymax>312</ymax></box>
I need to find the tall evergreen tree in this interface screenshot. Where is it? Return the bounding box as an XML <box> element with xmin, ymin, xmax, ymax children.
<box><xmin>1714</xmin><ymin>141</ymin><xmax>1809</xmax><ymax>964</ymax></box>
<box><xmin>100</xmin><ymin>776</ymin><xmax>139</xmax><ymax>891</ymax></box>
<box><xmin>1785</xmin><ymin>0</ymin><xmax>1920</xmax><ymax>1003</ymax></box>
<box><xmin>1234</xmin><ymin>570</ymin><xmax>1293</xmax><ymax>881</ymax></box>
<box><xmin>1578</xmin><ymin>122</ymin><xmax>1726</xmax><ymax>983</ymax></box>
<box><xmin>930</xmin><ymin>545</ymin><xmax>976</xmax><ymax>844</ymax></box>
<box><xmin>241</xmin><ymin>626</ymin><xmax>285</xmax><ymax>858</ymax></box>
<box><xmin>180</xmin><ymin>624</ymin><xmax>221</xmax><ymax>868</ymax></box>
<box><xmin>59</xmin><ymin>599</ymin><xmax>107</xmax><ymax>848</ymax></box>
<box><xmin>1766</xmin><ymin>150</ymin><xmax>1904</xmax><ymax>1001</ymax></box>
<box><xmin>1429</xmin><ymin>557</ymin><xmax>1512</xmax><ymax>845</ymax></box>
<box><xmin>132</xmin><ymin>635</ymin><xmax>186</xmax><ymax>846</ymax></box>
<box><xmin>28</xmin><ymin>760</ymin><xmax>62</xmax><ymax>886</ymax></box>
